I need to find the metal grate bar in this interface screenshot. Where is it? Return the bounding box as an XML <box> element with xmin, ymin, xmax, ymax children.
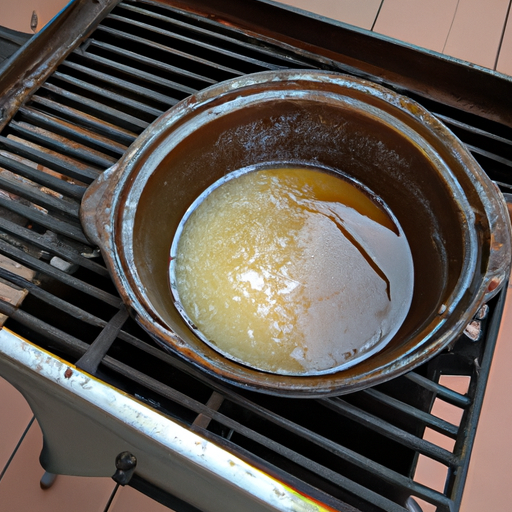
<box><xmin>192</xmin><ymin>391</ymin><xmax>225</xmax><ymax>429</ymax></box>
<box><xmin>0</xmin><ymin>217</ymin><xmax>108</xmax><ymax>277</ymax></box>
<box><xmin>0</xmin><ymin>270</ymin><xmax>113</xmax><ymax>329</ymax></box>
<box><xmin>99</xmin><ymin>317</ymin><xmax>216</xmax><ymax>384</ymax></box>
<box><xmin>76</xmin><ymin>305</ymin><xmax>130</xmax><ymax>374</ymax></box>
<box><xmin>405</xmin><ymin>373</ymin><xmax>471</xmax><ymax>408</ymax></box>
<box><xmin>95</xmin><ymin>25</ymin><xmax>244</xmax><ymax>79</ymax></box>
<box><xmin>17</xmin><ymin>106</ymin><xmax>127</xmax><ymax>158</ymax></box>
<box><xmin>435</xmin><ymin>112</ymin><xmax>512</xmax><ymax>150</ymax></box>
<box><xmin>466</xmin><ymin>143</ymin><xmax>512</xmax><ymax>168</ymax></box>
<box><xmin>322</xmin><ymin>397</ymin><xmax>456</xmax><ymax>466</ymax></box>
<box><xmin>0</xmin><ymin>153</ymin><xmax>86</xmax><ymax>200</ymax></box>
<box><xmin>0</xmin><ymin>171</ymin><xmax>80</xmax><ymax>219</ymax></box>
<box><xmin>8</xmin><ymin>120</ymin><xmax>117</xmax><ymax>169</ymax></box>
<box><xmin>0</xmin><ymin>134</ymin><xmax>101</xmax><ymax>184</ymax></box>
<box><xmin>105</xmin><ymin>12</ymin><xmax>283</xmax><ymax>73</ymax></box>
<box><xmin>0</xmin><ymin>196</ymin><xmax>89</xmax><ymax>244</ymax></box>
<box><xmin>0</xmin><ymin>300</ymin><xmax>88</xmax><ymax>357</ymax></box>
<box><xmin>0</xmin><ymin>238</ymin><xmax>121</xmax><ymax>307</ymax></box>
<box><xmin>217</xmin><ymin>399</ymin><xmax>449</xmax><ymax>507</ymax></box>
<box><xmin>40</xmin><ymin>83</ymin><xmax>150</xmax><ymax>133</ymax></box>
<box><xmin>86</xmin><ymin>38</ymin><xmax>216</xmax><ymax>88</ymax></box>
<box><xmin>72</xmin><ymin>48</ymin><xmax>197</xmax><ymax>98</ymax></box>
<box><xmin>363</xmin><ymin>388</ymin><xmax>459</xmax><ymax>439</ymax></box>
<box><xmin>49</xmin><ymin>71</ymin><xmax>165</xmax><ymax>120</ymax></box>
<box><xmin>101</xmin><ymin>359</ymin><xmax>413</xmax><ymax>512</ymax></box>
<box><xmin>60</xmin><ymin>60</ymin><xmax>180</xmax><ymax>109</ymax></box>
<box><xmin>29</xmin><ymin>94</ymin><xmax>138</xmax><ymax>147</ymax></box>
<box><xmin>122</xmin><ymin>0</ymin><xmax>316</xmax><ymax>71</ymax></box>
<box><xmin>117</xmin><ymin>2</ymin><xmax>309</xmax><ymax>69</ymax></box>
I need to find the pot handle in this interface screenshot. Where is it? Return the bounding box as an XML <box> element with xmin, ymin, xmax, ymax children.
<box><xmin>80</xmin><ymin>163</ymin><xmax>120</xmax><ymax>250</ymax></box>
<box><xmin>482</xmin><ymin>187</ymin><xmax>512</xmax><ymax>302</ymax></box>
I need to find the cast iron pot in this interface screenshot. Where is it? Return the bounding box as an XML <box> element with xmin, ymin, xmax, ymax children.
<box><xmin>80</xmin><ymin>70</ymin><xmax>511</xmax><ymax>397</ymax></box>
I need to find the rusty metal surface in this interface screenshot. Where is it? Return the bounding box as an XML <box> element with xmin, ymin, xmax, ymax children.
<box><xmin>2</xmin><ymin>0</ymin><xmax>512</xmax><ymax>129</ymax></box>
<box><xmin>167</xmin><ymin>0</ymin><xmax>512</xmax><ymax>128</ymax></box>
<box><xmin>0</xmin><ymin>0</ymin><xmax>121</xmax><ymax>132</ymax></box>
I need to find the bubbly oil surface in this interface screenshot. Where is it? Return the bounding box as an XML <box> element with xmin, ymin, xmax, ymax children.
<box><xmin>170</xmin><ymin>166</ymin><xmax>414</xmax><ymax>375</ymax></box>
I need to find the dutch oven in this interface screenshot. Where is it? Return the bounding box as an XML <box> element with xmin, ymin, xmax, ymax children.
<box><xmin>80</xmin><ymin>70</ymin><xmax>511</xmax><ymax>397</ymax></box>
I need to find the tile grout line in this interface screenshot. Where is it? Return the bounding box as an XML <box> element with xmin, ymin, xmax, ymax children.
<box><xmin>442</xmin><ymin>0</ymin><xmax>461</xmax><ymax>54</ymax></box>
<box><xmin>494</xmin><ymin>0</ymin><xmax>512</xmax><ymax>70</ymax></box>
<box><xmin>370</xmin><ymin>0</ymin><xmax>385</xmax><ymax>32</ymax></box>
<box><xmin>103</xmin><ymin>483</ymin><xmax>120</xmax><ymax>512</ymax></box>
<box><xmin>0</xmin><ymin>415</ymin><xmax>35</xmax><ymax>483</ymax></box>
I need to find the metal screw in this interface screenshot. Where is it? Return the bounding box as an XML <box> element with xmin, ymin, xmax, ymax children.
<box><xmin>464</xmin><ymin>320</ymin><xmax>481</xmax><ymax>342</ymax></box>
<box><xmin>30</xmin><ymin>11</ymin><xmax>38</xmax><ymax>32</ymax></box>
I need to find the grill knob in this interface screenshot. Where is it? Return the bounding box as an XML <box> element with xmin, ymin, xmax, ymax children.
<box><xmin>112</xmin><ymin>451</ymin><xmax>137</xmax><ymax>485</ymax></box>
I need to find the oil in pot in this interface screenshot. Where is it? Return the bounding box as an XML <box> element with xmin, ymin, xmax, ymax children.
<box><xmin>170</xmin><ymin>165</ymin><xmax>414</xmax><ymax>375</ymax></box>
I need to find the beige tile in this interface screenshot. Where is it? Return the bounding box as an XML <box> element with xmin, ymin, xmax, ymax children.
<box><xmin>277</xmin><ymin>0</ymin><xmax>383</xmax><ymax>30</ymax></box>
<box><xmin>414</xmin><ymin>454</ymin><xmax>448</xmax><ymax>493</ymax></box>
<box><xmin>108</xmin><ymin>485</ymin><xmax>174</xmax><ymax>512</ymax></box>
<box><xmin>496</xmin><ymin>7</ymin><xmax>512</xmax><ymax>75</ymax></box>
<box><xmin>443</xmin><ymin>0</ymin><xmax>510</xmax><ymax>69</ymax></box>
<box><xmin>0</xmin><ymin>421</ymin><xmax>116</xmax><ymax>511</ymax></box>
<box><xmin>411</xmin><ymin>375</ymin><xmax>470</xmax><ymax>511</ymax></box>
<box><xmin>412</xmin><ymin>426</ymin><xmax>452</xmax><ymax>510</ymax></box>
<box><xmin>0</xmin><ymin>0</ymin><xmax>69</xmax><ymax>33</ymax></box>
<box><xmin>413</xmin><ymin>496</ymin><xmax>437</xmax><ymax>512</ymax></box>
<box><xmin>430</xmin><ymin>396</ymin><xmax>464</xmax><ymax>426</ymax></box>
<box><xmin>373</xmin><ymin>0</ymin><xmax>458</xmax><ymax>53</ymax></box>
<box><xmin>422</xmin><ymin>427</ymin><xmax>455</xmax><ymax>452</ymax></box>
<box><xmin>460</xmin><ymin>284</ymin><xmax>512</xmax><ymax>512</ymax></box>
<box><xmin>0</xmin><ymin>377</ymin><xmax>33</xmax><ymax>473</ymax></box>
<box><xmin>438</xmin><ymin>375</ymin><xmax>470</xmax><ymax>395</ymax></box>
<box><xmin>431</xmin><ymin>376</ymin><xmax>470</xmax><ymax>426</ymax></box>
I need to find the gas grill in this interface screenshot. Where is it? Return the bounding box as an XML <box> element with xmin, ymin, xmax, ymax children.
<box><xmin>0</xmin><ymin>1</ymin><xmax>512</xmax><ymax>511</ymax></box>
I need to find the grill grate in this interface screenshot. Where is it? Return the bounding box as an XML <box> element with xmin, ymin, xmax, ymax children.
<box><xmin>0</xmin><ymin>1</ymin><xmax>511</xmax><ymax>511</ymax></box>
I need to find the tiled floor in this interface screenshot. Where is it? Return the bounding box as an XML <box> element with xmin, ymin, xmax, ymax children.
<box><xmin>280</xmin><ymin>0</ymin><xmax>512</xmax><ymax>72</ymax></box>
<box><xmin>1</xmin><ymin>1</ymin><xmax>512</xmax><ymax>511</ymax></box>
<box><xmin>0</xmin><ymin>378</ymin><xmax>170</xmax><ymax>512</ymax></box>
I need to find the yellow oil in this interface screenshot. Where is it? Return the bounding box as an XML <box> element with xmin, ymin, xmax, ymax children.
<box><xmin>171</xmin><ymin>166</ymin><xmax>414</xmax><ymax>375</ymax></box>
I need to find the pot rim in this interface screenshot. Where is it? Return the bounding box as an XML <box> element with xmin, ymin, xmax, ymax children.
<box><xmin>81</xmin><ymin>70</ymin><xmax>511</xmax><ymax>396</ymax></box>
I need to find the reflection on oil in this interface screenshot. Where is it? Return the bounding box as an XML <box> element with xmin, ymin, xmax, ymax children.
<box><xmin>171</xmin><ymin>166</ymin><xmax>414</xmax><ymax>375</ymax></box>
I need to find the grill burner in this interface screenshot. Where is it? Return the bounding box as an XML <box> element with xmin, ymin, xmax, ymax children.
<box><xmin>0</xmin><ymin>1</ymin><xmax>511</xmax><ymax>511</ymax></box>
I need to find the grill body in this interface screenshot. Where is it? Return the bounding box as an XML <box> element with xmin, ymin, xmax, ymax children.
<box><xmin>0</xmin><ymin>1</ymin><xmax>512</xmax><ymax>511</ymax></box>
